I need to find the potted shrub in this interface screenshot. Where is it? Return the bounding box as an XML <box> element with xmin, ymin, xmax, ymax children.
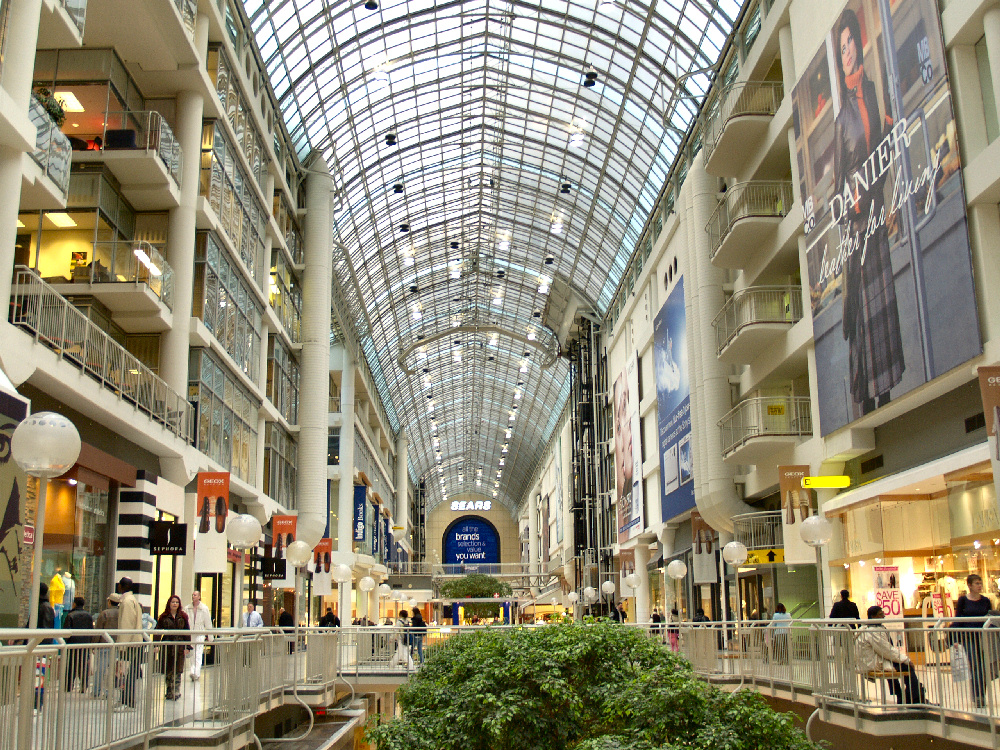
<box><xmin>33</xmin><ymin>88</ymin><xmax>66</xmax><ymax>127</ymax></box>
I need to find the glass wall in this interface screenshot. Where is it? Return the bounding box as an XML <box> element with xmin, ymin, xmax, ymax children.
<box><xmin>189</xmin><ymin>348</ymin><xmax>259</xmax><ymax>484</ymax></box>
<box><xmin>269</xmin><ymin>252</ymin><xmax>301</xmax><ymax>343</ymax></box>
<box><xmin>193</xmin><ymin>231</ymin><xmax>263</xmax><ymax>381</ymax></box>
<box><xmin>266</xmin><ymin>334</ymin><xmax>299</xmax><ymax>424</ymax></box>
<box><xmin>200</xmin><ymin>121</ymin><xmax>267</xmax><ymax>285</ymax></box>
<box><xmin>41</xmin><ymin>477</ymin><xmax>111</xmax><ymax>621</ymax></box>
<box><xmin>264</xmin><ymin>423</ymin><xmax>297</xmax><ymax>509</ymax></box>
<box><xmin>205</xmin><ymin>45</ymin><xmax>267</xmax><ymax>190</ymax></box>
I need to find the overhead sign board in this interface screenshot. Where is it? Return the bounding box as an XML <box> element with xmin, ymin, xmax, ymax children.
<box><xmin>801</xmin><ymin>476</ymin><xmax>851</xmax><ymax>489</ymax></box>
<box><xmin>744</xmin><ymin>548</ymin><xmax>785</xmax><ymax>565</ymax></box>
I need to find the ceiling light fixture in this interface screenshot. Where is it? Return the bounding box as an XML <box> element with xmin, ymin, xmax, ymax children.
<box><xmin>364</xmin><ymin>0</ymin><xmax>378</xmax><ymax>9</ymax></box>
<box><xmin>492</xmin><ymin>295</ymin><xmax>503</xmax><ymax>306</ymax></box>
<box><xmin>550</xmin><ymin>220</ymin><xmax>564</xmax><ymax>234</ymax></box>
<box><xmin>560</xmin><ymin>182</ymin><xmax>571</xmax><ymax>194</ymax></box>
<box><xmin>399</xmin><ymin>223</ymin><xmax>409</xmax><ymax>233</ymax></box>
<box><xmin>412</xmin><ymin>308</ymin><xmax>422</xmax><ymax>321</ymax></box>
<box><xmin>583</xmin><ymin>67</ymin><xmax>598</xmax><ymax>87</ymax></box>
<box><xmin>393</xmin><ymin>183</ymin><xmax>403</xmax><ymax>194</ymax></box>
<box><xmin>526</xmin><ymin>332</ymin><xmax>536</xmax><ymax>342</ymax></box>
<box><xmin>497</xmin><ymin>240</ymin><xmax>510</xmax><ymax>252</ymax></box>
<box><xmin>569</xmin><ymin>132</ymin><xmax>585</xmax><ymax>147</ymax></box>
<box><xmin>385</xmin><ymin>132</ymin><xmax>397</xmax><ymax>145</ymax></box>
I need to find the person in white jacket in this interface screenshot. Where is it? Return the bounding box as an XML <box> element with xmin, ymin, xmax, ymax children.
<box><xmin>184</xmin><ymin>590</ymin><xmax>214</xmax><ymax>680</ymax></box>
<box><xmin>856</xmin><ymin>605</ymin><xmax>929</xmax><ymax>705</ymax></box>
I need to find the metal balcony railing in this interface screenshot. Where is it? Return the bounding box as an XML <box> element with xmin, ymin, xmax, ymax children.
<box><xmin>28</xmin><ymin>95</ymin><xmax>72</xmax><ymax>196</ymax></box>
<box><xmin>718</xmin><ymin>396</ymin><xmax>812</xmax><ymax>456</ymax></box>
<box><xmin>78</xmin><ymin>241</ymin><xmax>174</xmax><ymax>308</ymax></box>
<box><xmin>712</xmin><ymin>285</ymin><xmax>803</xmax><ymax>356</ymax></box>
<box><xmin>171</xmin><ymin>0</ymin><xmax>196</xmax><ymax>35</ymax></box>
<box><xmin>707</xmin><ymin>181</ymin><xmax>793</xmax><ymax>261</ymax></box>
<box><xmin>97</xmin><ymin>111</ymin><xmax>183</xmax><ymax>186</ymax></box>
<box><xmin>732</xmin><ymin>510</ymin><xmax>784</xmax><ymax>550</ymax></box>
<box><xmin>703</xmin><ymin>80</ymin><xmax>784</xmax><ymax>161</ymax></box>
<box><xmin>9</xmin><ymin>267</ymin><xmax>194</xmax><ymax>443</ymax></box>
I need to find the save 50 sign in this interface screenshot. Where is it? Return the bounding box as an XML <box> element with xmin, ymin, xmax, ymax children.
<box><xmin>875</xmin><ymin>588</ymin><xmax>905</xmax><ymax>617</ymax></box>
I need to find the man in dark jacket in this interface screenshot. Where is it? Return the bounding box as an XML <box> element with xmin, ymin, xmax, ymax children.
<box><xmin>63</xmin><ymin>596</ymin><xmax>95</xmax><ymax>691</ymax></box>
<box><xmin>830</xmin><ymin>590</ymin><xmax>861</xmax><ymax>622</ymax></box>
<box><xmin>319</xmin><ymin>607</ymin><xmax>340</xmax><ymax>627</ymax></box>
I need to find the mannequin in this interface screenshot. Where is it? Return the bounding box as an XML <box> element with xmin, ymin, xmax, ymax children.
<box><xmin>62</xmin><ymin>571</ymin><xmax>75</xmax><ymax>611</ymax></box>
<box><xmin>50</xmin><ymin>568</ymin><xmax>66</xmax><ymax>627</ymax></box>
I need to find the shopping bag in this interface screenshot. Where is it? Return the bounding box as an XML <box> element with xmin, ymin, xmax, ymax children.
<box><xmin>952</xmin><ymin>643</ymin><xmax>971</xmax><ymax>683</ymax></box>
<box><xmin>389</xmin><ymin>641</ymin><xmax>413</xmax><ymax>669</ymax></box>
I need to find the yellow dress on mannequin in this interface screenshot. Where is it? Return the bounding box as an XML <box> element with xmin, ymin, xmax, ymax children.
<box><xmin>49</xmin><ymin>572</ymin><xmax>65</xmax><ymax>606</ymax></box>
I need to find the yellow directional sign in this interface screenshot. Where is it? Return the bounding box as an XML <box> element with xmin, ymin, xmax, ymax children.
<box><xmin>801</xmin><ymin>475</ymin><xmax>851</xmax><ymax>489</ymax></box>
<box><xmin>744</xmin><ymin>548</ymin><xmax>784</xmax><ymax>565</ymax></box>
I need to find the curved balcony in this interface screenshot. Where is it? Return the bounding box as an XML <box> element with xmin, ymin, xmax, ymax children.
<box><xmin>713</xmin><ymin>285</ymin><xmax>803</xmax><ymax>364</ymax></box>
<box><xmin>707</xmin><ymin>181</ymin><xmax>793</xmax><ymax>268</ymax></box>
<box><xmin>719</xmin><ymin>396</ymin><xmax>812</xmax><ymax>465</ymax></box>
<box><xmin>732</xmin><ymin>510</ymin><xmax>784</xmax><ymax>551</ymax></box>
<box><xmin>704</xmin><ymin>81</ymin><xmax>783</xmax><ymax>176</ymax></box>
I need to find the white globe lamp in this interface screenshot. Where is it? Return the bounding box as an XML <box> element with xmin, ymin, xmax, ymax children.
<box><xmin>408</xmin><ymin>598</ymin><xmax>418</xmax><ymax>608</ymax></box>
<box><xmin>378</xmin><ymin>583</ymin><xmax>392</xmax><ymax>597</ymax></box>
<box><xmin>332</xmin><ymin>563</ymin><xmax>353</xmax><ymax>584</ymax></box>
<box><xmin>226</xmin><ymin>514</ymin><xmax>262</xmax><ymax>549</ymax></box>
<box><xmin>624</xmin><ymin>572</ymin><xmax>640</xmax><ymax>590</ymax></box>
<box><xmin>800</xmin><ymin>515</ymin><xmax>833</xmax><ymax>548</ymax></box>
<box><xmin>567</xmin><ymin>591</ymin><xmax>579</xmax><ymax>604</ymax></box>
<box><xmin>359</xmin><ymin>576</ymin><xmax>377</xmax><ymax>592</ymax></box>
<box><xmin>722</xmin><ymin>540</ymin><xmax>748</xmax><ymax>566</ymax></box>
<box><xmin>583</xmin><ymin>586</ymin><xmax>598</xmax><ymax>603</ymax></box>
<box><xmin>601</xmin><ymin>580</ymin><xmax>616</xmax><ymax>595</ymax></box>
<box><xmin>12</xmin><ymin>411</ymin><xmax>81</xmax><ymax>628</ymax></box>
<box><xmin>666</xmin><ymin>560</ymin><xmax>688</xmax><ymax>580</ymax></box>
<box><xmin>285</xmin><ymin>540</ymin><xmax>312</xmax><ymax>568</ymax></box>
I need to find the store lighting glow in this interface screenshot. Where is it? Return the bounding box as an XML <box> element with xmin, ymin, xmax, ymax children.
<box><xmin>53</xmin><ymin>91</ymin><xmax>85</xmax><ymax>112</ymax></box>
<box><xmin>417</xmin><ymin>348</ymin><xmax>427</xmax><ymax>360</ymax></box>
<box><xmin>476</xmin><ymin>480</ymin><xmax>482</xmax><ymax>486</ymax></box>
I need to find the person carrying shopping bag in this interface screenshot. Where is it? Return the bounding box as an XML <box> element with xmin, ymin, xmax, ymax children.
<box><xmin>953</xmin><ymin>574</ymin><xmax>993</xmax><ymax>708</ymax></box>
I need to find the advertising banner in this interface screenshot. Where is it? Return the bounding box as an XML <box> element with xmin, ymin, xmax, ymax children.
<box><xmin>619</xmin><ymin>547</ymin><xmax>636</xmax><ymax>590</ymax></box>
<box><xmin>615</xmin><ymin>354</ymin><xmax>644</xmax><ymax>543</ymax></box>
<box><xmin>978</xmin><ymin>366</ymin><xmax>1000</xmax><ymax>511</ymax></box>
<box><xmin>353</xmin><ymin>485</ymin><xmax>366</xmax><ymax>542</ymax></box>
<box><xmin>194</xmin><ymin>472</ymin><xmax>229</xmax><ymax>573</ymax></box>
<box><xmin>778</xmin><ymin>466</ymin><xmax>815</xmax><ymax>565</ymax></box>
<box><xmin>383</xmin><ymin>517</ymin><xmax>393</xmax><ymax>564</ymax></box>
<box><xmin>311</xmin><ymin>537</ymin><xmax>333</xmax><ymax>597</ymax></box>
<box><xmin>654</xmin><ymin>277</ymin><xmax>694</xmax><ymax>523</ymax></box>
<box><xmin>873</xmin><ymin>564</ymin><xmax>905</xmax><ymax>644</ymax></box>
<box><xmin>271</xmin><ymin>515</ymin><xmax>297</xmax><ymax>587</ymax></box>
<box><xmin>371</xmin><ymin>504</ymin><xmax>381</xmax><ymax>559</ymax></box>
<box><xmin>149</xmin><ymin>521</ymin><xmax>187</xmax><ymax>556</ymax></box>
<box><xmin>443</xmin><ymin>517</ymin><xmax>500</xmax><ymax>565</ymax></box>
<box><xmin>792</xmin><ymin>0</ymin><xmax>980</xmax><ymax>435</ymax></box>
<box><xmin>555</xmin><ymin>436</ymin><xmax>564</xmax><ymax>544</ymax></box>
<box><xmin>0</xmin><ymin>390</ymin><xmax>28</xmax><ymax>628</ymax></box>
<box><xmin>691</xmin><ymin>511</ymin><xmax>717</xmax><ymax>585</ymax></box>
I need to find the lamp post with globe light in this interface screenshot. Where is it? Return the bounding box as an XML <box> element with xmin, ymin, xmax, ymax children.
<box><xmin>11</xmin><ymin>412</ymin><xmax>81</xmax><ymax>628</ymax></box>
<box><xmin>359</xmin><ymin>576</ymin><xmax>376</xmax><ymax>623</ymax></box>
<box><xmin>332</xmin><ymin>564</ymin><xmax>353</xmax><ymax>624</ymax></box>
<box><xmin>601</xmin><ymin>579</ymin><xmax>616</xmax><ymax>617</ymax></box>
<box><xmin>722</xmin><ymin>540</ymin><xmax>749</xmax><ymax>678</ymax></box>
<box><xmin>800</xmin><ymin>514</ymin><xmax>834</xmax><ymax>617</ymax></box>
<box><xmin>226</xmin><ymin>513</ymin><xmax>262</xmax><ymax>626</ymax></box>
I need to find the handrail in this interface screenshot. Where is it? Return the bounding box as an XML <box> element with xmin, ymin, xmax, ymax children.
<box><xmin>703</xmin><ymin>80</ymin><xmax>784</xmax><ymax>160</ymax></box>
<box><xmin>731</xmin><ymin>510</ymin><xmax>784</xmax><ymax>550</ymax></box>
<box><xmin>712</xmin><ymin>285</ymin><xmax>803</xmax><ymax>355</ymax></box>
<box><xmin>718</xmin><ymin>395</ymin><xmax>812</xmax><ymax>456</ymax></box>
<box><xmin>9</xmin><ymin>266</ymin><xmax>194</xmax><ymax>443</ymax></box>
<box><xmin>80</xmin><ymin>240</ymin><xmax>174</xmax><ymax>308</ymax></box>
<box><xmin>706</xmin><ymin>180</ymin><xmax>793</xmax><ymax>260</ymax></box>
<box><xmin>28</xmin><ymin>95</ymin><xmax>72</xmax><ymax>196</ymax></box>
<box><xmin>97</xmin><ymin>110</ymin><xmax>183</xmax><ymax>186</ymax></box>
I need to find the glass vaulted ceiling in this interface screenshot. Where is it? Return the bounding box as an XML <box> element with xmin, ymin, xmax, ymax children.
<box><xmin>245</xmin><ymin>0</ymin><xmax>738</xmax><ymax>515</ymax></box>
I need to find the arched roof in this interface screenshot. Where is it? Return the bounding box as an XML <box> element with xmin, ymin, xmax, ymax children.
<box><xmin>245</xmin><ymin>0</ymin><xmax>738</xmax><ymax>515</ymax></box>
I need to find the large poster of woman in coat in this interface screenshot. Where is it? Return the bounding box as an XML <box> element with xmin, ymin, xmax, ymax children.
<box><xmin>792</xmin><ymin>0</ymin><xmax>981</xmax><ymax>435</ymax></box>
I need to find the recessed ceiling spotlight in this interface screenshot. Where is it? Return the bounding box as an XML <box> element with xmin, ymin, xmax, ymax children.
<box><xmin>532</xmin><ymin>310</ymin><xmax>541</xmax><ymax>318</ymax></box>
<box><xmin>526</xmin><ymin>332</ymin><xmax>536</xmax><ymax>341</ymax></box>
<box><xmin>544</xmin><ymin>254</ymin><xmax>555</xmax><ymax>265</ymax></box>
<box><xmin>409</xmin><ymin>283</ymin><xmax>418</xmax><ymax>293</ymax></box>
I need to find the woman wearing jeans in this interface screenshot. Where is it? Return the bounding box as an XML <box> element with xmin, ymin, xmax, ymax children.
<box><xmin>410</xmin><ymin>609</ymin><xmax>427</xmax><ymax>663</ymax></box>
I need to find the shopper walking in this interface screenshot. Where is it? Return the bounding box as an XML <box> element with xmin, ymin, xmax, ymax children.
<box><xmin>116</xmin><ymin>577</ymin><xmax>144</xmax><ymax>710</ymax></box>
<box><xmin>184</xmin><ymin>590</ymin><xmax>213</xmax><ymax>681</ymax></box>
<box><xmin>767</xmin><ymin>603</ymin><xmax>792</xmax><ymax>664</ymax></box>
<box><xmin>954</xmin><ymin>573</ymin><xmax>993</xmax><ymax>708</ymax></box>
<box><xmin>410</xmin><ymin>609</ymin><xmax>427</xmax><ymax>664</ymax></box>
<box><xmin>667</xmin><ymin>608</ymin><xmax>680</xmax><ymax>652</ymax></box>
<box><xmin>830</xmin><ymin>590</ymin><xmax>861</xmax><ymax>622</ymax></box>
<box><xmin>62</xmin><ymin>596</ymin><xmax>94</xmax><ymax>692</ymax></box>
<box><xmin>319</xmin><ymin>607</ymin><xmax>340</xmax><ymax>627</ymax></box>
<box><xmin>92</xmin><ymin>593</ymin><xmax>120</xmax><ymax>698</ymax></box>
<box><xmin>154</xmin><ymin>595</ymin><xmax>190</xmax><ymax>700</ymax></box>
<box><xmin>242</xmin><ymin>602</ymin><xmax>264</xmax><ymax>628</ymax></box>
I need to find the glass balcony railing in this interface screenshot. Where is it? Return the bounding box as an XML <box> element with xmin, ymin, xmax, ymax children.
<box><xmin>77</xmin><ymin>241</ymin><xmax>174</xmax><ymax>309</ymax></box>
<box><xmin>27</xmin><ymin>95</ymin><xmax>72</xmax><ymax>196</ymax></box>
<box><xmin>706</xmin><ymin>180</ymin><xmax>793</xmax><ymax>261</ymax></box>
<box><xmin>171</xmin><ymin>0</ymin><xmax>196</xmax><ymax>35</ymax></box>
<box><xmin>732</xmin><ymin>510</ymin><xmax>784</xmax><ymax>550</ymax></box>
<box><xmin>58</xmin><ymin>0</ymin><xmax>88</xmax><ymax>34</ymax></box>
<box><xmin>9</xmin><ymin>266</ymin><xmax>194</xmax><ymax>443</ymax></box>
<box><xmin>94</xmin><ymin>111</ymin><xmax>183</xmax><ymax>186</ymax></box>
<box><xmin>703</xmin><ymin>80</ymin><xmax>784</xmax><ymax>161</ymax></box>
<box><xmin>718</xmin><ymin>396</ymin><xmax>812</xmax><ymax>457</ymax></box>
<box><xmin>712</xmin><ymin>285</ymin><xmax>803</xmax><ymax>356</ymax></box>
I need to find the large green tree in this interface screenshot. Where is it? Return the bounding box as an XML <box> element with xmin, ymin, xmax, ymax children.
<box><xmin>438</xmin><ymin>573</ymin><xmax>513</xmax><ymax>618</ymax></box>
<box><xmin>366</xmin><ymin>623</ymin><xmax>819</xmax><ymax>750</ymax></box>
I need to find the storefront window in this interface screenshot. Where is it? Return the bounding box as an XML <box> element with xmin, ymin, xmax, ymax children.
<box><xmin>41</xmin><ymin>478</ymin><xmax>110</xmax><ymax>620</ymax></box>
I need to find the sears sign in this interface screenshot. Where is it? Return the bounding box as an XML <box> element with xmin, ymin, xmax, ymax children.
<box><xmin>443</xmin><ymin>517</ymin><xmax>500</xmax><ymax>566</ymax></box>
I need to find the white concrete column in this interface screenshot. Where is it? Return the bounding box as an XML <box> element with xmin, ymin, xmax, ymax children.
<box><xmin>967</xmin><ymin>205</ymin><xmax>1000</xmax><ymax>355</ymax></box>
<box><xmin>160</xmin><ymin>86</ymin><xmax>204</xmax><ymax>395</ymax></box>
<box><xmin>296</xmin><ymin>157</ymin><xmax>333</xmax><ymax>548</ymax></box>
<box><xmin>368</xmin><ymin>586</ymin><xmax>378</xmax><ymax>624</ymax></box>
<box><xmin>982</xmin><ymin>9</ymin><xmax>1000</xmax><ymax>134</ymax></box>
<box><xmin>948</xmin><ymin>45</ymin><xmax>989</xmax><ymax>161</ymax></box>
<box><xmin>337</xmin><ymin>353</ymin><xmax>357</xmax><ymax>553</ymax></box>
<box><xmin>0</xmin><ymin>0</ymin><xmax>43</xmax><ymax>309</ymax></box>
<box><xmin>777</xmin><ymin>26</ymin><xmax>795</xmax><ymax>94</ymax></box>
<box><xmin>634</xmin><ymin>544</ymin><xmax>651</xmax><ymax>623</ymax></box>
<box><xmin>396</xmin><ymin>430</ymin><xmax>409</xmax><ymax>535</ymax></box>
<box><xmin>337</xmin><ymin>581</ymin><xmax>352</xmax><ymax>624</ymax></box>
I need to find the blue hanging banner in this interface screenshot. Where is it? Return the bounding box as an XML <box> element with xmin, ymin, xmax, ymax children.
<box><xmin>353</xmin><ymin>485</ymin><xmax>366</xmax><ymax>542</ymax></box>
<box><xmin>443</xmin><ymin>517</ymin><xmax>500</xmax><ymax>565</ymax></box>
<box><xmin>383</xmin><ymin>517</ymin><xmax>393</xmax><ymax>562</ymax></box>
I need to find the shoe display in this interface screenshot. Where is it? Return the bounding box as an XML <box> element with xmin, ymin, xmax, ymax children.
<box><xmin>324</xmin><ymin>552</ymin><xmax>331</xmax><ymax>573</ymax></box>
<box><xmin>274</xmin><ymin>533</ymin><xmax>284</xmax><ymax>559</ymax></box>
<box><xmin>198</xmin><ymin>498</ymin><xmax>211</xmax><ymax>534</ymax></box>
<box><xmin>215</xmin><ymin>495</ymin><xmax>227</xmax><ymax>533</ymax></box>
